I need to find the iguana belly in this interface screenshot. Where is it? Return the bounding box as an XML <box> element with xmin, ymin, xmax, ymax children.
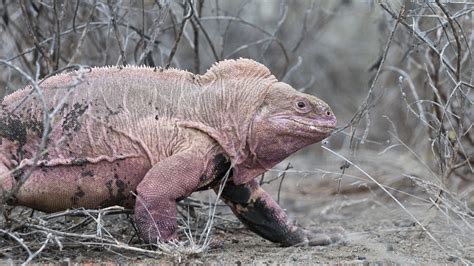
<box><xmin>5</xmin><ymin>157</ymin><xmax>150</xmax><ymax>212</ymax></box>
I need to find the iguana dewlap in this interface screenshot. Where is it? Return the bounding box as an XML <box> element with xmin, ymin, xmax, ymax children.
<box><xmin>0</xmin><ymin>59</ymin><xmax>341</xmax><ymax>246</ymax></box>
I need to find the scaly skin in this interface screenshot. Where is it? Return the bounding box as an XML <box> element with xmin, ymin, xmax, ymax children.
<box><xmin>216</xmin><ymin>179</ymin><xmax>344</xmax><ymax>246</ymax></box>
<box><xmin>0</xmin><ymin>59</ymin><xmax>341</xmax><ymax>246</ymax></box>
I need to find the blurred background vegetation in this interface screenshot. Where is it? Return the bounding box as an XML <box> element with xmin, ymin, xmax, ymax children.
<box><xmin>2</xmin><ymin>0</ymin><xmax>470</xmax><ymax>191</ymax></box>
<box><xmin>0</xmin><ymin>0</ymin><xmax>472</xmax><ymax>262</ymax></box>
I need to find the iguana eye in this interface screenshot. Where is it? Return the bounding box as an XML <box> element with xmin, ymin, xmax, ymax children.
<box><xmin>294</xmin><ymin>100</ymin><xmax>311</xmax><ymax>113</ymax></box>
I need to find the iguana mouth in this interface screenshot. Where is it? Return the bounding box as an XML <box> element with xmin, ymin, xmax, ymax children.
<box><xmin>287</xmin><ymin>118</ymin><xmax>336</xmax><ymax>134</ymax></box>
<box><xmin>270</xmin><ymin>115</ymin><xmax>336</xmax><ymax>134</ymax></box>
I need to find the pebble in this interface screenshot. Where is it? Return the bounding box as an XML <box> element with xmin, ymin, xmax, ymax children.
<box><xmin>448</xmin><ymin>256</ymin><xmax>458</xmax><ymax>262</ymax></box>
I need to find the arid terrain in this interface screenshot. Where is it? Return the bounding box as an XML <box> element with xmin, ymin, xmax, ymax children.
<box><xmin>1</xmin><ymin>0</ymin><xmax>472</xmax><ymax>264</ymax></box>
<box><xmin>1</xmin><ymin>150</ymin><xmax>472</xmax><ymax>264</ymax></box>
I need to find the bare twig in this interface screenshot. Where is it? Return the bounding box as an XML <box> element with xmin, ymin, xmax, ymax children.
<box><xmin>379</xmin><ymin>2</ymin><xmax>456</xmax><ymax>74</ymax></box>
<box><xmin>108</xmin><ymin>0</ymin><xmax>128</xmax><ymax>66</ymax></box>
<box><xmin>22</xmin><ymin>233</ymin><xmax>52</xmax><ymax>265</ymax></box>
<box><xmin>69</xmin><ymin>1</ymin><xmax>98</xmax><ymax>65</ymax></box>
<box><xmin>138</xmin><ymin>0</ymin><xmax>170</xmax><ymax>64</ymax></box>
<box><xmin>333</xmin><ymin>6</ymin><xmax>405</xmax><ymax>153</ymax></box>
<box><xmin>435</xmin><ymin>0</ymin><xmax>462</xmax><ymax>82</ymax></box>
<box><xmin>292</xmin><ymin>0</ymin><xmax>315</xmax><ymax>52</ymax></box>
<box><xmin>276</xmin><ymin>163</ymin><xmax>292</xmax><ymax>204</ymax></box>
<box><xmin>0</xmin><ymin>229</ymin><xmax>33</xmax><ymax>257</ymax></box>
<box><xmin>165</xmin><ymin>0</ymin><xmax>193</xmax><ymax>69</ymax></box>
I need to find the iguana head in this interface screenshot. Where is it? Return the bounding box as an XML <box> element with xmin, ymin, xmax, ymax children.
<box><xmin>236</xmin><ymin>82</ymin><xmax>336</xmax><ymax>184</ymax></box>
<box><xmin>197</xmin><ymin>59</ymin><xmax>336</xmax><ymax>184</ymax></box>
<box><xmin>254</xmin><ymin>82</ymin><xmax>336</xmax><ymax>144</ymax></box>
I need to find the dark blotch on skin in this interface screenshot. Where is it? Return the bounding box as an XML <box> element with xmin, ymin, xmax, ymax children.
<box><xmin>108</xmin><ymin>108</ymin><xmax>121</xmax><ymax>116</ymax></box>
<box><xmin>12</xmin><ymin>168</ymin><xmax>24</xmax><ymax>182</ymax></box>
<box><xmin>105</xmin><ymin>180</ymin><xmax>113</xmax><ymax>195</ymax></box>
<box><xmin>5</xmin><ymin>194</ymin><xmax>17</xmax><ymax>205</ymax></box>
<box><xmin>0</xmin><ymin>113</ymin><xmax>27</xmax><ymax>147</ymax></box>
<box><xmin>237</xmin><ymin>198</ymin><xmax>294</xmax><ymax>244</ymax></box>
<box><xmin>71</xmin><ymin>186</ymin><xmax>85</xmax><ymax>205</ymax></box>
<box><xmin>220</xmin><ymin>183</ymin><xmax>306</xmax><ymax>246</ymax></box>
<box><xmin>220</xmin><ymin>181</ymin><xmax>251</xmax><ymax>205</ymax></box>
<box><xmin>62</xmin><ymin>102</ymin><xmax>88</xmax><ymax>133</ymax></box>
<box><xmin>241</xmin><ymin>198</ymin><xmax>274</xmax><ymax>222</ymax></box>
<box><xmin>0</xmin><ymin>112</ymin><xmax>49</xmax><ymax>160</ymax></box>
<box><xmin>100</xmin><ymin>174</ymin><xmax>128</xmax><ymax>207</ymax></box>
<box><xmin>59</xmin><ymin>103</ymin><xmax>69</xmax><ymax>115</ymax></box>
<box><xmin>103</xmin><ymin>104</ymin><xmax>121</xmax><ymax>124</ymax></box>
<box><xmin>175</xmin><ymin>196</ymin><xmax>186</xmax><ymax>202</ymax></box>
<box><xmin>25</xmin><ymin>119</ymin><xmax>45</xmax><ymax>139</ymax></box>
<box><xmin>100</xmin><ymin>180</ymin><xmax>114</xmax><ymax>207</ymax></box>
<box><xmin>228</xmin><ymin>196</ymin><xmax>291</xmax><ymax>244</ymax></box>
<box><xmin>115</xmin><ymin>179</ymin><xmax>126</xmax><ymax>200</ymax></box>
<box><xmin>213</xmin><ymin>153</ymin><xmax>233</xmax><ymax>179</ymax></box>
<box><xmin>114</xmin><ymin>173</ymin><xmax>127</xmax><ymax>202</ymax></box>
<box><xmin>40</xmin><ymin>164</ymin><xmax>48</xmax><ymax>173</ymax></box>
<box><xmin>80</xmin><ymin>170</ymin><xmax>94</xmax><ymax>177</ymax></box>
<box><xmin>196</xmin><ymin>153</ymin><xmax>233</xmax><ymax>191</ymax></box>
<box><xmin>71</xmin><ymin>158</ymin><xmax>88</xmax><ymax>166</ymax></box>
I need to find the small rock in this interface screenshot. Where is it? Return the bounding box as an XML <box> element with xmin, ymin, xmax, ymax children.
<box><xmin>386</xmin><ymin>244</ymin><xmax>394</xmax><ymax>251</ymax></box>
<box><xmin>448</xmin><ymin>256</ymin><xmax>458</xmax><ymax>262</ymax></box>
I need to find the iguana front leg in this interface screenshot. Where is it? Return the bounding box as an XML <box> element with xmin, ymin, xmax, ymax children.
<box><xmin>134</xmin><ymin>152</ymin><xmax>204</xmax><ymax>243</ymax></box>
<box><xmin>217</xmin><ymin>179</ymin><xmax>344</xmax><ymax>246</ymax></box>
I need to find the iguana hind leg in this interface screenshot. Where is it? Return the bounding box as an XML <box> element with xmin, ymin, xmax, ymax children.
<box><xmin>216</xmin><ymin>179</ymin><xmax>344</xmax><ymax>246</ymax></box>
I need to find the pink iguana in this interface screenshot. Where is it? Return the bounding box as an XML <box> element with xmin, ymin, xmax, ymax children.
<box><xmin>0</xmin><ymin>59</ymin><xmax>341</xmax><ymax>246</ymax></box>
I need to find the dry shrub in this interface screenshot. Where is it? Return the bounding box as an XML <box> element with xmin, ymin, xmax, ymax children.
<box><xmin>0</xmin><ymin>0</ymin><xmax>472</xmax><ymax>263</ymax></box>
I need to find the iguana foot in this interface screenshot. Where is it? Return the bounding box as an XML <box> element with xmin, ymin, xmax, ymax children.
<box><xmin>302</xmin><ymin>226</ymin><xmax>345</xmax><ymax>246</ymax></box>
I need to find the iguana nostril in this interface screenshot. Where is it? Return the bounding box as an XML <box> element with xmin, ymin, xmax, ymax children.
<box><xmin>326</xmin><ymin>111</ymin><xmax>331</xmax><ymax>116</ymax></box>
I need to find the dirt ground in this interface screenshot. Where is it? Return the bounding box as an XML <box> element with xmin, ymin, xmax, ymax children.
<box><xmin>1</xmin><ymin>152</ymin><xmax>473</xmax><ymax>264</ymax></box>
